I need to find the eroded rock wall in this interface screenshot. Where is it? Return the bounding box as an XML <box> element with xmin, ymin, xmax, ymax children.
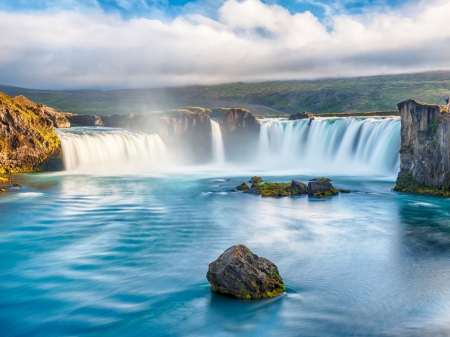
<box><xmin>395</xmin><ymin>99</ymin><xmax>450</xmax><ymax>195</ymax></box>
<box><xmin>0</xmin><ymin>92</ymin><xmax>68</xmax><ymax>173</ymax></box>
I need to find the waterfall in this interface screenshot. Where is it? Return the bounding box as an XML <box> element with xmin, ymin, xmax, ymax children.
<box><xmin>56</xmin><ymin>117</ymin><xmax>400</xmax><ymax>176</ymax></box>
<box><xmin>257</xmin><ymin>117</ymin><xmax>401</xmax><ymax>176</ymax></box>
<box><xmin>56</xmin><ymin>127</ymin><xmax>167</xmax><ymax>171</ymax></box>
<box><xmin>210</xmin><ymin>119</ymin><xmax>225</xmax><ymax>164</ymax></box>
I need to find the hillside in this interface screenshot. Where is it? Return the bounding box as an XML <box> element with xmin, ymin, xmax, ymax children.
<box><xmin>1</xmin><ymin>71</ymin><xmax>449</xmax><ymax>116</ymax></box>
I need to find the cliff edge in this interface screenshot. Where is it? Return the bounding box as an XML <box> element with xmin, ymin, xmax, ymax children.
<box><xmin>0</xmin><ymin>92</ymin><xmax>70</xmax><ymax>173</ymax></box>
<box><xmin>395</xmin><ymin>99</ymin><xmax>450</xmax><ymax>196</ymax></box>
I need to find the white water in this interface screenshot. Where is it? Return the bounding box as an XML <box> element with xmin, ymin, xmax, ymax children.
<box><xmin>56</xmin><ymin>127</ymin><xmax>167</xmax><ymax>171</ymax></box>
<box><xmin>57</xmin><ymin>117</ymin><xmax>401</xmax><ymax>177</ymax></box>
<box><xmin>258</xmin><ymin>117</ymin><xmax>401</xmax><ymax>176</ymax></box>
<box><xmin>210</xmin><ymin>119</ymin><xmax>225</xmax><ymax>164</ymax></box>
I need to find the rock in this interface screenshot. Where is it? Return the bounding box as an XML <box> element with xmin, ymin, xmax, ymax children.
<box><xmin>308</xmin><ymin>179</ymin><xmax>339</xmax><ymax>198</ymax></box>
<box><xmin>395</xmin><ymin>100</ymin><xmax>450</xmax><ymax>196</ymax></box>
<box><xmin>236</xmin><ymin>183</ymin><xmax>249</xmax><ymax>192</ymax></box>
<box><xmin>339</xmin><ymin>189</ymin><xmax>350</xmax><ymax>193</ymax></box>
<box><xmin>13</xmin><ymin>183</ymin><xmax>21</xmax><ymax>187</ymax></box>
<box><xmin>13</xmin><ymin>96</ymin><xmax>71</xmax><ymax>128</ymax></box>
<box><xmin>67</xmin><ymin>114</ymin><xmax>104</xmax><ymax>127</ymax></box>
<box><xmin>229</xmin><ymin>189</ymin><xmax>236</xmax><ymax>192</ymax></box>
<box><xmin>309</xmin><ymin>177</ymin><xmax>332</xmax><ymax>182</ymax></box>
<box><xmin>247</xmin><ymin>184</ymin><xmax>262</xmax><ymax>194</ymax></box>
<box><xmin>288</xmin><ymin>111</ymin><xmax>315</xmax><ymax>121</ymax></box>
<box><xmin>249</xmin><ymin>176</ymin><xmax>263</xmax><ymax>184</ymax></box>
<box><xmin>206</xmin><ymin>244</ymin><xmax>285</xmax><ymax>299</ymax></box>
<box><xmin>0</xmin><ymin>188</ymin><xmax>6</xmax><ymax>192</ymax></box>
<box><xmin>290</xmin><ymin>180</ymin><xmax>308</xmax><ymax>195</ymax></box>
<box><xmin>0</xmin><ymin>92</ymin><xmax>64</xmax><ymax>173</ymax></box>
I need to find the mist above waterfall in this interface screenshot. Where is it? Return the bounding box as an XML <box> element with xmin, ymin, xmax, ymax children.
<box><xmin>56</xmin><ymin>117</ymin><xmax>400</xmax><ymax>177</ymax></box>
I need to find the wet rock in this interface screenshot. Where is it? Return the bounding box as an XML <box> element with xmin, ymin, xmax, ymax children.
<box><xmin>288</xmin><ymin>111</ymin><xmax>315</xmax><ymax>121</ymax></box>
<box><xmin>247</xmin><ymin>184</ymin><xmax>262</xmax><ymax>194</ymax></box>
<box><xmin>13</xmin><ymin>183</ymin><xmax>21</xmax><ymax>187</ymax></box>
<box><xmin>308</xmin><ymin>179</ymin><xmax>339</xmax><ymax>198</ymax></box>
<box><xmin>206</xmin><ymin>244</ymin><xmax>285</xmax><ymax>299</ymax></box>
<box><xmin>339</xmin><ymin>189</ymin><xmax>350</xmax><ymax>193</ymax></box>
<box><xmin>229</xmin><ymin>189</ymin><xmax>236</xmax><ymax>192</ymax></box>
<box><xmin>249</xmin><ymin>176</ymin><xmax>263</xmax><ymax>184</ymax></box>
<box><xmin>0</xmin><ymin>188</ymin><xmax>6</xmax><ymax>192</ymax></box>
<box><xmin>236</xmin><ymin>183</ymin><xmax>249</xmax><ymax>192</ymax></box>
<box><xmin>290</xmin><ymin>180</ymin><xmax>308</xmax><ymax>195</ymax></box>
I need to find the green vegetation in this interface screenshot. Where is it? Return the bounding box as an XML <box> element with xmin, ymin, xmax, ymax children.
<box><xmin>394</xmin><ymin>171</ymin><xmax>450</xmax><ymax>197</ymax></box>
<box><xmin>2</xmin><ymin>71</ymin><xmax>450</xmax><ymax>116</ymax></box>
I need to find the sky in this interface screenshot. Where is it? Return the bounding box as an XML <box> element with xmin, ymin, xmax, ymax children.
<box><xmin>0</xmin><ymin>0</ymin><xmax>449</xmax><ymax>89</ymax></box>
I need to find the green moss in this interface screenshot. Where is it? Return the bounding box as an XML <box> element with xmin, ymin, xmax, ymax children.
<box><xmin>394</xmin><ymin>171</ymin><xmax>450</xmax><ymax>196</ymax></box>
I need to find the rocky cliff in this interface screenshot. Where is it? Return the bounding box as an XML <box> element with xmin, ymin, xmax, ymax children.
<box><xmin>158</xmin><ymin>109</ymin><xmax>212</xmax><ymax>162</ymax></box>
<box><xmin>211</xmin><ymin>108</ymin><xmax>260</xmax><ymax>161</ymax></box>
<box><xmin>0</xmin><ymin>92</ymin><xmax>70</xmax><ymax>173</ymax></box>
<box><xmin>395</xmin><ymin>99</ymin><xmax>450</xmax><ymax>196</ymax></box>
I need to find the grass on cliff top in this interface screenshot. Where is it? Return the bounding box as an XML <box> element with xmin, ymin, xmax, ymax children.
<box><xmin>1</xmin><ymin>71</ymin><xmax>449</xmax><ymax>116</ymax></box>
<box><xmin>0</xmin><ymin>92</ymin><xmax>60</xmax><ymax>152</ymax></box>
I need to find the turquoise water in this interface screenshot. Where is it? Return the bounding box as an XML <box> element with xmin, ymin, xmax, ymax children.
<box><xmin>2</xmin><ymin>172</ymin><xmax>450</xmax><ymax>336</ymax></box>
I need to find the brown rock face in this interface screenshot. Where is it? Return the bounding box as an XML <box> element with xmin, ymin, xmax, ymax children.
<box><xmin>67</xmin><ymin>115</ymin><xmax>104</xmax><ymax>127</ymax></box>
<box><xmin>158</xmin><ymin>109</ymin><xmax>212</xmax><ymax>163</ymax></box>
<box><xmin>0</xmin><ymin>92</ymin><xmax>65</xmax><ymax>173</ymax></box>
<box><xmin>288</xmin><ymin>111</ymin><xmax>315</xmax><ymax>121</ymax></box>
<box><xmin>211</xmin><ymin>108</ymin><xmax>260</xmax><ymax>134</ymax></box>
<box><xmin>395</xmin><ymin>100</ymin><xmax>450</xmax><ymax>195</ymax></box>
<box><xmin>206</xmin><ymin>245</ymin><xmax>285</xmax><ymax>299</ymax></box>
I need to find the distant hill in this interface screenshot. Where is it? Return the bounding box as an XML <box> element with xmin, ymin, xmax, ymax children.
<box><xmin>1</xmin><ymin>71</ymin><xmax>449</xmax><ymax>116</ymax></box>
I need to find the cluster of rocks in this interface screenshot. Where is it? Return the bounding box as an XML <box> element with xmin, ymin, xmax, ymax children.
<box><xmin>0</xmin><ymin>175</ymin><xmax>21</xmax><ymax>193</ymax></box>
<box><xmin>232</xmin><ymin>176</ymin><xmax>343</xmax><ymax>198</ymax></box>
<box><xmin>207</xmin><ymin>245</ymin><xmax>285</xmax><ymax>299</ymax></box>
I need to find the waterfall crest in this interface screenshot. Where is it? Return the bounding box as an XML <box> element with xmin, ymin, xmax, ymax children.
<box><xmin>56</xmin><ymin>117</ymin><xmax>400</xmax><ymax>176</ymax></box>
<box><xmin>257</xmin><ymin>117</ymin><xmax>401</xmax><ymax>175</ymax></box>
<box><xmin>210</xmin><ymin>119</ymin><xmax>225</xmax><ymax>164</ymax></box>
<box><xmin>56</xmin><ymin>127</ymin><xmax>167</xmax><ymax>171</ymax></box>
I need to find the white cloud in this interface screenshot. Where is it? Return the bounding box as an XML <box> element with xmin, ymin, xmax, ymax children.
<box><xmin>0</xmin><ymin>0</ymin><xmax>449</xmax><ymax>89</ymax></box>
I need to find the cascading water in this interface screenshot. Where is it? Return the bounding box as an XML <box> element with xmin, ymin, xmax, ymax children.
<box><xmin>210</xmin><ymin>119</ymin><xmax>225</xmax><ymax>164</ymax></box>
<box><xmin>56</xmin><ymin>117</ymin><xmax>401</xmax><ymax>176</ymax></box>
<box><xmin>56</xmin><ymin>127</ymin><xmax>167</xmax><ymax>171</ymax></box>
<box><xmin>257</xmin><ymin>117</ymin><xmax>401</xmax><ymax>176</ymax></box>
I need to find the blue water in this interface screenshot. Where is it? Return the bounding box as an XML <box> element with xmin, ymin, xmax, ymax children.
<box><xmin>2</xmin><ymin>172</ymin><xmax>450</xmax><ymax>336</ymax></box>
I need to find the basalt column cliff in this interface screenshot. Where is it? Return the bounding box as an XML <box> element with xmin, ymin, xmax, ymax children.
<box><xmin>395</xmin><ymin>99</ymin><xmax>450</xmax><ymax>195</ymax></box>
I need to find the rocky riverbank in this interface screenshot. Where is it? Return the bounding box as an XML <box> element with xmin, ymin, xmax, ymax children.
<box><xmin>394</xmin><ymin>100</ymin><xmax>450</xmax><ymax>196</ymax></box>
<box><xmin>0</xmin><ymin>92</ymin><xmax>70</xmax><ymax>173</ymax></box>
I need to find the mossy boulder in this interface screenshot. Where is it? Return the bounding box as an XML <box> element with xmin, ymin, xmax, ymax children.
<box><xmin>249</xmin><ymin>176</ymin><xmax>263</xmax><ymax>184</ymax></box>
<box><xmin>308</xmin><ymin>179</ymin><xmax>339</xmax><ymax>198</ymax></box>
<box><xmin>206</xmin><ymin>245</ymin><xmax>285</xmax><ymax>299</ymax></box>
<box><xmin>236</xmin><ymin>183</ymin><xmax>249</xmax><ymax>192</ymax></box>
<box><xmin>290</xmin><ymin>180</ymin><xmax>308</xmax><ymax>195</ymax></box>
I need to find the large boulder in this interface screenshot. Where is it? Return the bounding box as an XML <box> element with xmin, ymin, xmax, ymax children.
<box><xmin>290</xmin><ymin>180</ymin><xmax>308</xmax><ymax>195</ymax></box>
<box><xmin>206</xmin><ymin>245</ymin><xmax>285</xmax><ymax>299</ymax></box>
<box><xmin>308</xmin><ymin>178</ymin><xmax>339</xmax><ymax>198</ymax></box>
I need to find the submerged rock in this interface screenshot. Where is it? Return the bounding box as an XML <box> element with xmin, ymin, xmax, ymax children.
<box><xmin>206</xmin><ymin>245</ymin><xmax>285</xmax><ymax>299</ymax></box>
<box><xmin>308</xmin><ymin>178</ymin><xmax>339</xmax><ymax>198</ymax></box>
<box><xmin>339</xmin><ymin>189</ymin><xmax>350</xmax><ymax>193</ymax></box>
<box><xmin>236</xmin><ymin>183</ymin><xmax>249</xmax><ymax>192</ymax></box>
<box><xmin>249</xmin><ymin>176</ymin><xmax>263</xmax><ymax>184</ymax></box>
